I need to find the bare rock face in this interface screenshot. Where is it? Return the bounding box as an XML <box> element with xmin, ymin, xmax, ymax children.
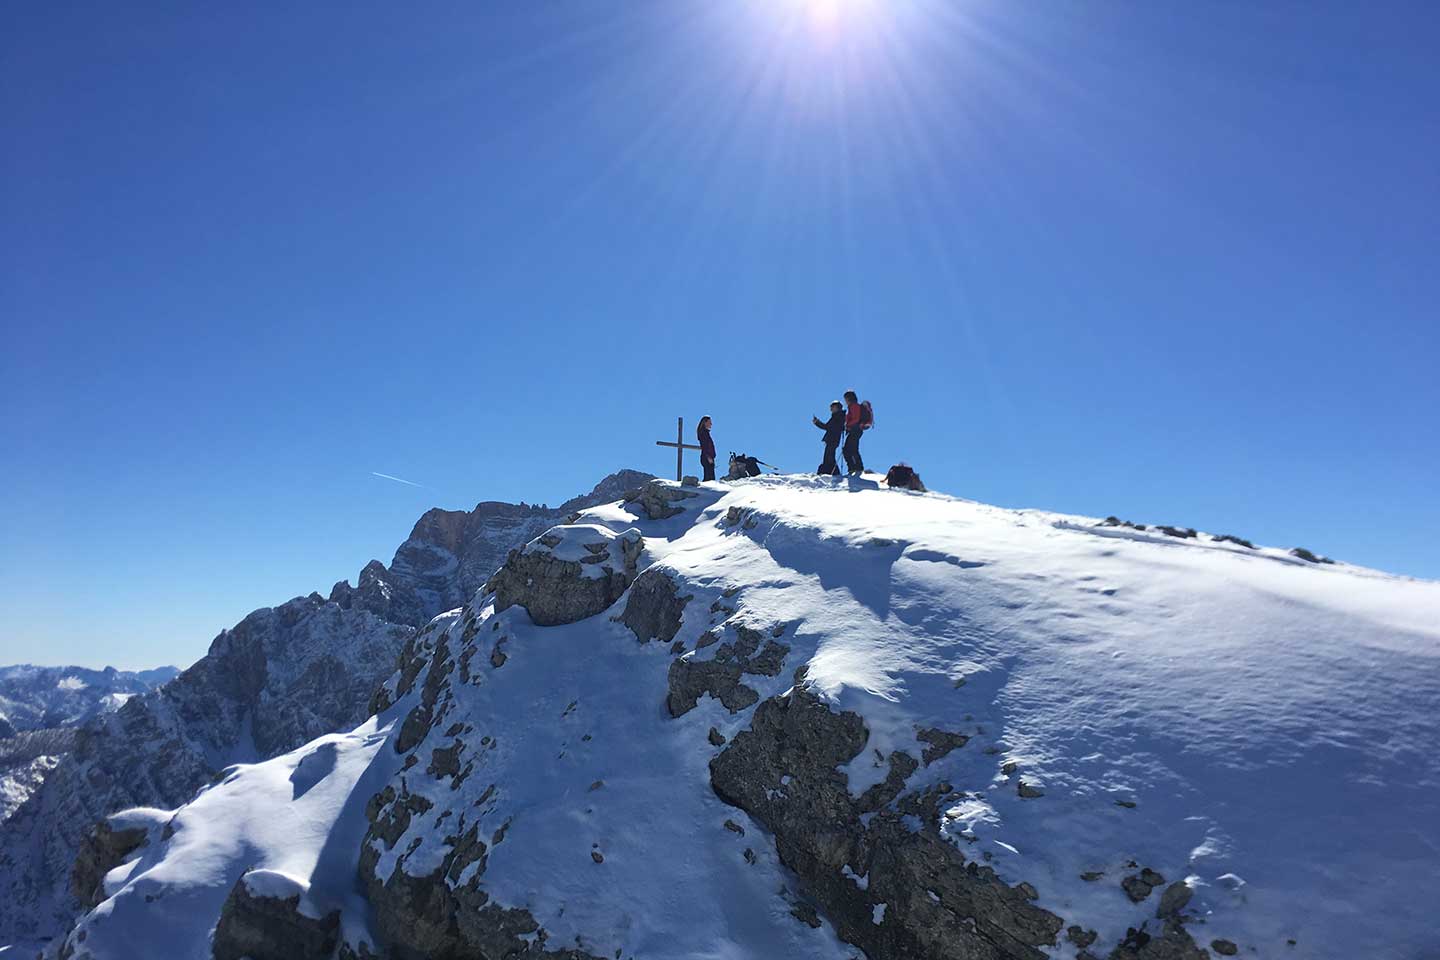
<box><xmin>70</xmin><ymin>818</ymin><xmax>149</xmax><ymax>910</ymax></box>
<box><xmin>486</xmin><ymin>526</ymin><xmax>644</xmax><ymax>627</ymax></box>
<box><xmin>212</xmin><ymin>870</ymin><xmax>340</xmax><ymax>960</ymax></box>
<box><xmin>622</xmin><ymin>479</ymin><xmax>698</xmax><ymax>521</ymax></box>
<box><xmin>666</xmin><ymin>623</ymin><xmax>787</xmax><ymax>718</ymax></box>
<box><xmin>709</xmin><ymin>686</ymin><xmax>1064</xmax><ymax>959</ymax></box>
<box><xmin>619</xmin><ymin>568</ymin><xmax>692</xmax><ymax>644</ymax></box>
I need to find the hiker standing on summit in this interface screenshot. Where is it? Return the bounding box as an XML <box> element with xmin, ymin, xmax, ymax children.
<box><xmin>842</xmin><ymin>391</ymin><xmax>871</xmax><ymax>476</ymax></box>
<box><xmin>812</xmin><ymin>400</ymin><xmax>845</xmax><ymax>476</ymax></box>
<box><xmin>697</xmin><ymin>415</ymin><xmax>716</xmax><ymax>481</ymax></box>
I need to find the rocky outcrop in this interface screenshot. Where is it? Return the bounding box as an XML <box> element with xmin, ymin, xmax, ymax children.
<box><xmin>70</xmin><ymin>817</ymin><xmax>150</xmax><ymax>909</ymax></box>
<box><xmin>486</xmin><ymin>525</ymin><xmax>644</xmax><ymax>627</ymax></box>
<box><xmin>619</xmin><ymin>568</ymin><xmax>692</xmax><ymax>644</ymax></box>
<box><xmin>709</xmin><ymin>686</ymin><xmax>1064</xmax><ymax>959</ymax></box>
<box><xmin>666</xmin><ymin>623</ymin><xmax>787</xmax><ymax>718</ymax></box>
<box><xmin>212</xmin><ymin>870</ymin><xmax>340</xmax><ymax>960</ymax></box>
<box><xmin>623</xmin><ymin>479</ymin><xmax>698</xmax><ymax>521</ymax></box>
<box><xmin>1100</xmin><ymin>920</ymin><xmax>1209</xmax><ymax>960</ymax></box>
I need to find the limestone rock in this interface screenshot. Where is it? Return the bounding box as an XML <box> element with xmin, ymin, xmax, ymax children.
<box><xmin>212</xmin><ymin>870</ymin><xmax>340</xmax><ymax>960</ymax></box>
<box><xmin>623</xmin><ymin>479</ymin><xmax>698</xmax><ymax>521</ymax></box>
<box><xmin>486</xmin><ymin>525</ymin><xmax>644</xmax><ymax>627</ymax></box>
<box><xmin>709</xmin><ymin>686</ymin><xmax>1063</xmax><ymax>959</ymax></box>
<box><xmin>1156</xmin><ymin>881</ymin><xmax>1192</xmax><ymax>918</ymax></box>
<box><xmin>70</xmin><ymin>817</ymin><xmax>149</xmax><ymax>909</ymax></box>
<box><xmin>619</xmin><ymin>568</ymin><xmax>692</xmax><ymax>644</ymax></box>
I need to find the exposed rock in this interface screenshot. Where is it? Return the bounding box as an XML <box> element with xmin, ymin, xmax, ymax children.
<box><xmin>1156</xmin><ymin>526</ymin><xmax>1197</xmax><ymax>540</ymax></box>
<box><xmin>1156</xmin><ymin>881</ymin><xmax>1192</xmax><ymax>918</ymax></box>
<box><xmin>1068</xmin><ymin>925</ymin><xmax>1098</xmax><ymax>948</ymax></box>
<box><xmin>791</xmin><ymin>901</ymin><xmax>823</xmax><ymax>928</ymax></box>
<box><xmin>710</xmin><ymin>686</ymin><xmax>1063</xmax><ymax>959</ymax></box>
<box><xmin>1210</xmin><ymin>939</ymin><xmax>1238</xmax><ymax>955</ymax></box>
<box><xmin>1211</xmin><ymin>534</ymin><xmax>1255</xmax><ymax>549</ymax></box>
<box><xmin>71</xmin><ymin>817</ymin><xmax>149</xmax><ymax>909</ymax></box>
<box><xmin>917</xmin><ymin>727</ymin><xmax>969</xmax><ymax>765</ymax></box>
<box><xmin>212</xmin><ymin>870</ymin><xmax>340</xmax><ymax>960</ymax></box>
<box><xmin>619</xmin><ymin>568</ymin><xmax>692</xmax><ymax>644</ymax></box>
<box><xmin>1017</xmin><ymin>780</ymin><xmax>1045</xmax><ymax>799</ymax></box>
<box><xmin>623</xmin><ymin>479</ymin><xmax>698</xmax><ymax>521</ymax></box>
<box><xmin>1121</xmin><ymin>869</ymin><xmax>1165</xmax><ymax>903</ymax></box>
<box><xmin>486</xmin><ymin>526</ymin><xmax>644</xmax><ymax>627</ymax></box>
<box><xmin>708</xmin><ymin>728</ymin><xmax>727</xmax><ymax>746</ymax></box>
<box><xmin>666</xmin><ymin>657</ymin><xmax>759</xmax><ymax>717</ymax></box>
<box><xmin>1290</xmin><ymin>547</ymin><xmax>1334</xmax><ymax>565</ymax></box>
<box><xmin>1107</xmin><ymin>920</ymin><xmax>1209</xmax><ymax>959</ymax></box>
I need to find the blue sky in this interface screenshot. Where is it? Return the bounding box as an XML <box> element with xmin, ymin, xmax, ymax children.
<box><xmin>3</xmin><ymin>1</ymin><xmax>1437</xmax><ymax>670</ymax></box>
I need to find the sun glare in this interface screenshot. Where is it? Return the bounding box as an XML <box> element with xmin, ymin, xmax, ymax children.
<box><xmin>799</xmin><ymin>0</ymin><xmax>878</xmax><ymax>34</ymax></box>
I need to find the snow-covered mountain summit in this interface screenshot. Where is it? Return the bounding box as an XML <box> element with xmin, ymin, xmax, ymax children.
<box><xmin>0</xmin><ymin>469</ymin><xmax>653</xmax><ymax>949</ymax></box>
<box><xmin>56</xmin><ymin>476</ymin><xmax>1440</xmax><ymax>960</ymax></box>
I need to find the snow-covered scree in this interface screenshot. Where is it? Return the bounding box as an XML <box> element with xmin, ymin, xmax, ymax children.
<box><xmin>59</xmin><ymin>476</ymin><xmax>1440</xmax><ymax>960</ymax></box>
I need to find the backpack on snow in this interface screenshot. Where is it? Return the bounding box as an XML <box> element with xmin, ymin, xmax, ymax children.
<box><xmin>885</xmin><ymin>463</ymin><xmax>925</xmax><ymax>492</ymax></box>
<box><xmin>885</xmin><ymin>464</ymin><xmax>914</xmax><ymax>488</ymax></box>
<box><xmin>727</xmin><ymin>452</ymin><xmax>762</xmax><ymax>480</ymax></box>
<box><xmin>859</xmin><ymin>400</ymin><xmax>874</xmax><ymax>429</ymax></box>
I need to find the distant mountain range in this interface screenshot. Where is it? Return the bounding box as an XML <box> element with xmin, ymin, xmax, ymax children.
<box><xmin>0</xmin><ymin>665</ymin><xmax>180</xmax><ymax>737</ymax></box>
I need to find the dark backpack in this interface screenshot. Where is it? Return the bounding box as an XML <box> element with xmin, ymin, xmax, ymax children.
<box><xmin>885</xmin><ymin>464</ymin><xmax>914</xmax><ymax>488</ymax></box>
<box><xmin>860</xmin><ymin>400</ymin><xmax>874</xmax><ymax>429</ymax></box>
<box><xmin>728</xmin><ymin>452</ymin><xmax>762</xmax><ymax>479</ymax></box>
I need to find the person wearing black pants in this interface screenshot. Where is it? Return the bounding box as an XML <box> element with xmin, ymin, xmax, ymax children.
<box><xmin>697</xmin><ymin>415</ymin><xmax>716</xmax><ymax>481</ymax></box>
<box><xmin>812</xmin><ymin>400</ymin><xmax>845</xmax><ymax>475</ymax></box>
<box><xmin>842</xmin><ymin>390</ymin><xmax>865</xmax><ymax>475</ymax></box>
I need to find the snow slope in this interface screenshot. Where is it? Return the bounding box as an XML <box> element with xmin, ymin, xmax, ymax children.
<box><xmin>60</xmin><ymin>476</ymin><xmax>1440</xmax><ymax>960</ymax></box>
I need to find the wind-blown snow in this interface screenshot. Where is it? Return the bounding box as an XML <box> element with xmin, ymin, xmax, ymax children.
<box><xmin>62</xmin><ymin>475</ymin><xmax>1440</xmax><ymax>960</ymax></box>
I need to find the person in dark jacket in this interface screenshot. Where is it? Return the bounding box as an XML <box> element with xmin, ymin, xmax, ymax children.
<box><xmin>697</xmin><ymin>415</ymin><xmax>716</xmax><ymax>481</ymax></box>
<box><xmin>842</xmin><ymin>390</ymin><xmax>866</xmax><ymax>476</ymax></box>
<box><xmin>812</xmin><ymin>401</ymin><xmax>845</xmax><ymax>476</ymax></box>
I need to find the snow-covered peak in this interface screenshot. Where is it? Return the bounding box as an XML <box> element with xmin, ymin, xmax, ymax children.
<box><xmin>56</xmin><ymin>476</ymin><xmax>1440</xmax><ymax>960</ymax></box>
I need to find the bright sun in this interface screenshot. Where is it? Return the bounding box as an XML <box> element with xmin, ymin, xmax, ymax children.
<box><xmin>798</xmin><ymin>0</ymin><xmax>878</xmax><ymax>33</ymax></box>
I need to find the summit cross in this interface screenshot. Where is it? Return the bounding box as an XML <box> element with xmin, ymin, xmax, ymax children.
<box><xmin>655</xmin><ymin>416</ymin><xmax>702</xmax><ymax>481</ymax></box>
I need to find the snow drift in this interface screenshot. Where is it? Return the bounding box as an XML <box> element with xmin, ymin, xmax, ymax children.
<box><xmin>54</xmin><ymin>476</ymin><xmax>1440</xmax><ymax>960</ymax></box>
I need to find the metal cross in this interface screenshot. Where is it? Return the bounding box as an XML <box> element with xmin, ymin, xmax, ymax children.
<box><xmin>655</xmin><ymin>416</ymin><xmax>702</xmax><ymax>481</ymax></box>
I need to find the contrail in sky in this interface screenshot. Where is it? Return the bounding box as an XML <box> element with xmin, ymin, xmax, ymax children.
<box><xmin>372</xmin><ymin>471</ymin><xmax>424</xmax><ymax>488</ymax></box>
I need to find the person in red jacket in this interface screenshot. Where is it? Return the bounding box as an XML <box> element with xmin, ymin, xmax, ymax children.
<box><xmin>842</xmin><ymin>391</ymin><xmax>866</xmax><ymax>476</ymax></box>
<box><xmin>697</xmin><ymin>415</ymin><xmax>716</xmax><ymax>481</ymax></box>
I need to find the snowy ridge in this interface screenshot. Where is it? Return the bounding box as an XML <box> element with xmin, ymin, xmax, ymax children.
<box><xmin>54</xmin><ymin>476</ymin><xmax>1440</xmax><ymax>959</ymax></box>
